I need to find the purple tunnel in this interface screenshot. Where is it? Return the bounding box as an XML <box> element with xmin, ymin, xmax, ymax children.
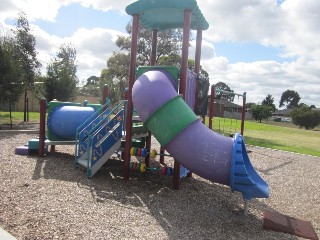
<box><xmin>132</xmin><ymin>70</ymin><xmax>233</xmax><ymax>185</ymax></box>
<box><xmin>132</xmin><ymin>69</ymin><xmax>269</xmax><ymax>200</ymax></box>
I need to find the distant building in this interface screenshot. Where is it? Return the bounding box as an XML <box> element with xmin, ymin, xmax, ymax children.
<box><xmin>207</xmin><ymin>98</ymin><xmax>252</xmax><ymax>120</ymax></box>
<box><xmin>272</xmin><ymin>109</ymin><xmax>293</xmax><ymax>122</ymax></box>
<box><xmin>0</xmin><ymin>90</ymin><xmax>100</xmax><ymax>112</ymax></box>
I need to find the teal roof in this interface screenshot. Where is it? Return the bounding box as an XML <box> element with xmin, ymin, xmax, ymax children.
<box><xmin>125</xmin><ymin>0</ymin><xmax>209</xmax><ymax>31</ymax></box>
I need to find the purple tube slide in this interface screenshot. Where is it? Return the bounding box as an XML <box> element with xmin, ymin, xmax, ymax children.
<box><xmin>132</xmin><ymin>70</ymin><xmax>233</xmax><ymax>186</ymax></box>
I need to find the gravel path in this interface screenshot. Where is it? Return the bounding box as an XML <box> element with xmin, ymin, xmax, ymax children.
<box><xmin>0</xmin><ymin>131</ymin><xmax>319</xmax><ymax>240</ymax></box>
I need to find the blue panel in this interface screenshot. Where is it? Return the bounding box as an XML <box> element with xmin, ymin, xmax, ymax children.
<box><xmin>89</xmin><ymin>110</ymin><xmax>124</xmax><ymax>166</ymax></box>
<box><xmin>77</xmin><ymin>108</ymin><xmax>111</xmax><ymax>159</ymax></box>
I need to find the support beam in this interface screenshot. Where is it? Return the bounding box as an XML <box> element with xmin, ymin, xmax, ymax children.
<box><xmin>241</xmin><ymin>92</ymin><xmax>246</xmax><ymax>136</ymax></box>
<box><xmin>39</xmin><ymin>98</ymin><xmax>46</xmax><ymax>157</ymax></box>
<box><xmin>179</xmin><ymin>10</ymin><xmax>191</xmax><ymax>99</ymax></box>
<box><xmin>103</xmin><ymin>85</ymin><xmax>109</xmax><ymax>104</ymax></box>
<box><xmin>174</xmin><ymin>9</ymin><xmax>191</xmax><ymax>190</ymax></box>
<box><xmin>124</xmin><ymin>14</ymin><xmax>139</xmax><ymax>180</ymax></box>
<box><xmin>145</xmin><ymin>29</ymin><xmax>158</xmax><ymax>167</ymax></box>
<box><xmin>194</xmin><ymin>29</ymin><xmax>202</xmax><ymax>113</ymax></box>
<box><xmin>150</xmin><ymin>29</ymin><xmax>158</xmax><ymax>66</ymax></box>
<box><xmin>209</xmin><ymin>85</ymin><xmax>215</xmax><ymax>130</ymax></box>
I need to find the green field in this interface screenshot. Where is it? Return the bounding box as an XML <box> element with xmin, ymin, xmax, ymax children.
<box><xmin>0</xmin><ymin>111</ymin><xmax>40</xmax><ymax>124</ymax></box>
<box><xmin>1</xmin><ymin>112</ymin><xmax>320</xmax><ymax>157</ymax></box>
<box><xmin>206</xmin><ymin>117</ymin><xmax>320</xmax><ymax>157</ymax></box>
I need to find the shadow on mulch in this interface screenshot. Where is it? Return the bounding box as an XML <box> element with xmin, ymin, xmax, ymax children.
<box><xmin>28</xmin><ymin>150</ymin><xmax>300</xmax><ymax>240</ymax></box>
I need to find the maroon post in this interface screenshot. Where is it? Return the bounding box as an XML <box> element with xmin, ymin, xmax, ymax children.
<box><xmin>241</xmin><ymin>92</ymin><xmax>246</xmax><ymax>136</ymax></box>
<box><xmin>173</xmin><ymin>9</ymin><xmax>191</xmax><ymax>190</ymax></box>
<box><xmin>150</xmin><ymin>29</ymin><xmax>158</xmax><ymax>66</ymax></box>
<box><xmin>209</xmin><ymin>85</ymin><xmax>215</xmax><ymax>130</ymax></box>
<box><xmin>179</xmin><ymin>10</ymin><xmax>191</xmax><ymax>99</ymax></box>
<box><xmin>194</xmin><ymin>29</ymin><xmax>204</xmax><ymax>123</ymax></box>
<box><xmin>143</xmin><ymin>29</ymin><xmax>159</xmax><ymax>167</ymax></box>
<box><xmin>159</xmin><ymin>146</ymin><xmax>165</xmax><ymax>164</ymax></box>
<box><xmin>39</xmin><ymin>98</ymin><xmax>46</xmax><ymax>157</ymax></box>
<box><xmin>103</xmin><ymin>85</ymin><xmax>109</xmax><ymax>104</ymax></box>
<box><xmin>124</xmin><ymin>14</ymin><xmax>139</xmax><ymax>180</ymax></box>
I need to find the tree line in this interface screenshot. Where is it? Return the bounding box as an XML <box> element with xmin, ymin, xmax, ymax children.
<box><xmin>1</xmin><ymin>13</ymin><xmax>318</xmax><ymax>129</ymax></box>
<box><xmin>0</xmin><ymin>12</ymin><xmax>78</xmax><ymax>115</ymax></box>
<box><xmin>248</xmin><ymin>91</ymin><xmax>319</xmax><ymax>129</ymax></box>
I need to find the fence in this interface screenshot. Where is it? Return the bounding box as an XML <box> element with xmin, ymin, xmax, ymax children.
<box><xmin>0</xmin><ymin>91</ymin><xmax>100</xmax><ymax>112</ymax></box>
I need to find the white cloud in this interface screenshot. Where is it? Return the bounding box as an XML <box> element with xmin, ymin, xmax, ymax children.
<box><xmin>196</xmin><ymin>0</ymin><xmax>320</xmax><ymax>106</ymax></box>
<box><xmin>70</xmin><ymin>28</ymin><xmax>127</xmax><ymax>82</ymax></box>
<box><xmin>32</xmin><ymin>25</ymin><xmax>126</xmax><ymax>83</ymax></box>
<box><xmin>1</xmin><ymin>0</ymin><xmax>319</xmax><ymax>107</ymax></box>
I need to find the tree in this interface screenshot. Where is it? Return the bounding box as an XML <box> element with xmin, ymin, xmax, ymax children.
<box><xmin>117</xmin><ymin>22</ymin><xmax>183</xmax><ymax>65</ymax></box>
<box><xmin>105</xmin><ymin>52</ymin><xmax>130</xmax><ymax>101</ymax></box>
<box><xmin>0</xmin><ymin>36</ymin><xmax>23</xmax><ymax>127</ymax></box>
<box><xmin>279</xmin><ymin>90</ymin><xmax>300</xmax><ymax>109</ymax></box>
<box><xmin>250</xmin><ymin>104</ymin><xmax>273</xmax><ymax>123</ymax></box>
<box><xmin>44</xmin><ymin>43</ymin><xmax>78</xmax><ymax>101</ymax></box>
<box><xmin>81</xmin><ymin>76</ymin><xmax>100</xmax><ymax>97</ymax></box>
<box><xmin>262</xmin><ymin>94</ymin><xmax>276</xmax><ymax>112</ymax></box>
<box><xmin>103</xmin><ymin>21</ymin><xmax>185</xmax><ymax>103</ymax></box>
<box><xmin>0</xmin><ymin>37</ymin><xmax>22</xmax><ymax>103</ymax></box>
<box><xmin>290</xmin><ymin>107</ymin><xmax>320</xmax><ymax>130</ymax></box>
<box><xmin>99</xmin><ymin>69</ymin><xmax>122</xmax><ymax>106</ymax></box>
<box><xmin>246</xmin><ymin>102</ymin><xmax>256</xmax><ymax>110</ymax></box>
<box><xmin>215</xmin><ymin>82</ymin><xmax>235</xmax><ymax>102</ymax></box>
<box><xmin>14</xmin><ymin>12</ymin><xmax>41</xmax><ymax>121</ymax></box>
<box><xmin>157</xmin><ymin>53</ymin><xmax>181</xmax><ymax>67</ymax></box>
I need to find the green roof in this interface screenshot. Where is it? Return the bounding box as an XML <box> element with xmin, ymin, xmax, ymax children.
<box><xmin>125</xmin><ymin>0</ymin><xmax>209</xmax><ymax>31</ymax></box>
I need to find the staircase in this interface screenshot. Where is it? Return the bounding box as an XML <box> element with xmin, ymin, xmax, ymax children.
<box><xmin>75</xmin><ymin>101</ymin><xmax>125</xmax><ymax>177</ymax></box>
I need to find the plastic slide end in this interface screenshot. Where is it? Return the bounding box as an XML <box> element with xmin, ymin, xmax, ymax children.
<box><xmin>230</xmin><ymin>134</ymin><xmax>269</xmax><ymax>200</ymax></box>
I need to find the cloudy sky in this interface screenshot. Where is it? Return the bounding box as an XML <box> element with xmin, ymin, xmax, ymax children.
<box><xmin>1</xmin><ymin>0</ymin><xmax>319</xmax><ymax>107</ymax></box>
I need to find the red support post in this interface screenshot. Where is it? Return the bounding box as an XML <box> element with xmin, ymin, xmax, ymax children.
<box><xmin>124</xmin><ymin>14</ymin><xmax>139</xmax><ymax>180</ymax></box>
<box><xmin>179</xmin><ymin>10</ymin><xmax>191</xmax><ymax>99</ymax></box>
<box><xmin>159</xmin><ymin>146</ymin><xmax>165</xmax><ymax>164</ymax></box>
<box><xmin>102</xmin><ymin>85</ymin><xmax>109</xmax><ymax>104</ymax></box>
<box><xmin>150</xmin><ymin>29</ymin><xmax>158</xmax><ymax>66</ymax></box>
<box><xmin>173</xmin><ymin>9</ymin><xmax>191</xmax><ymax>190</ymax></box>
<box><xmin>241</xmin><ymin>92</ymin><xmax>246</xmax><ymax>136</ymax></box>
<box><xmin>39</xmin><ymin>98</ymin><xmax>46</xmax><ymax>157</ymax></box>
<box><xmin>144</xmin><ymin>29</ymin><xmax>158</xmax><ymax>168</ymax></box>
<box><xmin>194</xmin><ymin>29</ymin><xmax>203</xmax><ymax>121</ymax></box>
<box><xmin>209</xmin><ymin>85</ymin><xmax>215</xmax><ymax>130</ymax></box>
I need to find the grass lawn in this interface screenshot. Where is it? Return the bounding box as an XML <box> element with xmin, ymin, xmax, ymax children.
<box><xmin>206</xmin><ymin>117</ymin><xmax>320</xmax><ymax>157</ymax></box>
<box><xmin>1</xmin><ymin>112</ymin><xmax>319</xmax><ymax>157</ymax></box>
<box><xmin>0</xmin><ymin>111</ymin><xmax>40</xmax><ymax>124</ymax></box>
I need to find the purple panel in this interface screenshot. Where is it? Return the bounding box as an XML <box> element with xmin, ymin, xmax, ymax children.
<box><xmin>165</xmin><ymin>120</ymin><xmax>233</xmax><ymax>185</ymax></box>
<box><xmin>185</xmin><ymin>69</ymin><xmax>197</xmax><ymax>110</ymax></box>
<box><xmin>132</xmin><ymin>69</ymin><xmax>233</xmax><ymax>186</ymax></box>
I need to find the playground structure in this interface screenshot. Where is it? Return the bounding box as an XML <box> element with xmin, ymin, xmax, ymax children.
<box><xmin>125</xmin><ymin>0</ymin><xmax>269</xmax><ymax>211</ymax></box>
<box><xmin>209</xmin><ymin>84</ymin><xmax>247</xmax><ymax>136</ymax></box>
<box><xmin>20</xmin><ymin>0</ymin><xmax>269</xmax><ymax>214</ymax></box>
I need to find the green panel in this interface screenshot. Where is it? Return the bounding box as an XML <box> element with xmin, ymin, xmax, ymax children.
<box><xmin>136</xmin><ymin>66</ymin><xmax>179</xmax><ymax>81</ymax></box>
<box><xmin>145</xmin><ymin>96</ymin><xmax>198</xmax><ymax>146</ymax></box>
<box><xmin>126</xmin><ymin>0</ymin><xmax>209</xmax><ymax>31</ymax></box>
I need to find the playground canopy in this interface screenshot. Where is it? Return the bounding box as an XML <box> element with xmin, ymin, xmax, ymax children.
<box><xmin>125</xmin><ymin>0</ymin><xmax>209</xmax><ymax>31</ymax></box>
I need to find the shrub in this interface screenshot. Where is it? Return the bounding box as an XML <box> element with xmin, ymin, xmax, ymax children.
<box><xmin>291</xmin><ymin>107</ymin><xmax>320</xmax><ymax>129</ymax></box>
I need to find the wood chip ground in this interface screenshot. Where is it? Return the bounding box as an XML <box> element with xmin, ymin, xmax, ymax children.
<box><xmin>0</xmin><ymin>130</ymin><xmax>319</xmax><ymax>239</ymax></box>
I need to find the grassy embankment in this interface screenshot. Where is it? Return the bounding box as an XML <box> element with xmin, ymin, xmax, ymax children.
<box><xmin>1</xmin><ymin>112</ymin><xmax>319</xmax><ymax>157</ymax></box>
<box><xmin>206</xmin><ymin>117</ymin><xmax>320</xmax><ymax>157</ymax></box>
